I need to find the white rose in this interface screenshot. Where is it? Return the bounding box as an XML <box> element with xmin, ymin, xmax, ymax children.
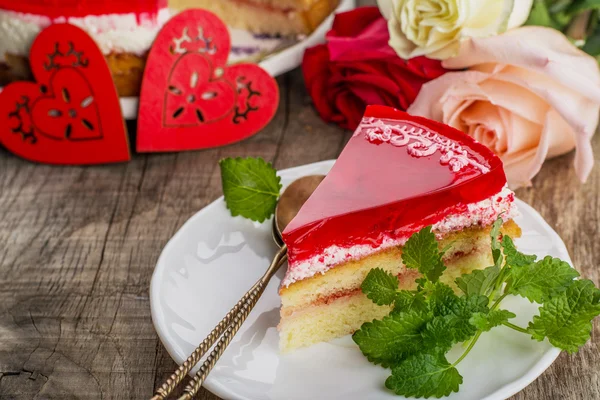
<box><xmin>377</xmin><ymin>0</ymin><xmax>534</xmax><ymax>60</ymax></box>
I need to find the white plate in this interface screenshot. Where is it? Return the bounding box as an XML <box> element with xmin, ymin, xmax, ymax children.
<box><xmin>151</xmin><ymin>160</ymin><xmax>569</xmax><ymax>400</ymax></box>
<box><xmin>120</xmin><ymin>0</ymin><xmax>355</xmax><ymax>119</ymax></box>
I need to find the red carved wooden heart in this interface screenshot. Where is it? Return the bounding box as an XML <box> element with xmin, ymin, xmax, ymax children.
<box><xmin>137</xmin><ymin>9</ymin><xmax>279</xmax><ymax>152</ymax></box>
<box><xmin>0</xmin><ymin>24</ymin><xmax>130</xmax><ymax>165</ymax></box>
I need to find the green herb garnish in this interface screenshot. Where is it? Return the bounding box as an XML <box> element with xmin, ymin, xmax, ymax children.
<box><xmin>354</xmin><ymin>218</ymin><xmax>600</xmax><ymax>398</ymax></box>
<box><xmin>219</xmin><ymin>157</ymin><xmax>282</xmax><ymax>222</ymax></box>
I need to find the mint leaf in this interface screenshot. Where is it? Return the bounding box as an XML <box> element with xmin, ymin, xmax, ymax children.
<box><xmin>528</xmin><ymin>279</ymin><xmax>600</xmax><ymax>353</ymax></box>
<box><xmin>393</xmin><ymin>291</ymin><xmax>429</xmax><ymax>314</ymax></box>
<box><xmin>454</xmin><ymin>219</ymin><xmax>509</xmax><ymax>296</ymax></box>
<box><xmin>219</xmin><ymin>157</ymin><xmax>282</xmax><ymax>222</ymax></box>
<box><xmin>402</xmin><ymin>227</ymin><xmax>446</xmax><ymax>282</ymax></box>
<box><xmin>427</xmin><ymin>282</ymin><xmax>489</xmax><ymax>342</ymax></box>
<box><xmin>355</xmin><ymin>220</ymin><xmax>600</xmax><ymax>398</ymax></box>
<box><xmin>386</xmin><ymin>352</ymin><xmax>462</xmax><ymax>398</ymax></box>
<box><xmin>362</xmin><ymin>268</ymin><xmax>399</xmax><ymax>306</ymax></box>
<box><xmin>502</xmin><ymin>236</ymin><xmax>537</xmax><ymax>268</ymax></box>
<box><xmin>470</xmin><ymin>310</ymin><xmax>516</xmax><ymax>332</ymax></box>
<box><xmin>353</xmin><ymin>311</ymin><xmax>429</xmax><ymax>366</ymax></box>
<box><xmin>427</xmin><ymin>282</ymin><xmax>459</xmax><ymax>316</ymax></box>
<box><xmin>445</xmin><ymin>295</ymin><xmax>490</xmax><ymax>342</ymax></box>
<box><xmin>507</xmin><ymin>256</ymin><xmax>579</xmax><ymax>303</ymax></box>
<box><xmin>455</xmin><ymin>265</ymin><xmax>500</xmax><ymax>296</ymax></box>
<box><xmin>421</xmin><ymin>317</ymin><xmax>456</xmax><ymax>352</ymax></box>
<box><xmin>490</xmin><ymin>217</ymin><xmax>503</xmax><ymax>268</ymax></box>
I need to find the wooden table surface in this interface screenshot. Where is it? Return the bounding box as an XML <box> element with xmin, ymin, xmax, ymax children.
<box><xmin>1</xmin><ymin>14</ymin><xmax>600</xmax><ymax>400</ymax></box>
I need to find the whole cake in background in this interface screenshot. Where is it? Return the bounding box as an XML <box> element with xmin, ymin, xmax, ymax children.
<box><xmin>0</xmin><ymin>0</ymin><xmax>170</xmax><ymax>97</ymax></box>
<box><xmin>279</xmin><ymin>106</ymin><xmax>521</xmax><ymax>352</ymax></box>
<box><xmin>0</xmin><ymin>0</ymin><xmax>340</xmax><ymax>98</ymax></box>
<box><xmin>169</xmin><ymin>0</ymin><xmax>340</xmax><ymax>36</ymax></box>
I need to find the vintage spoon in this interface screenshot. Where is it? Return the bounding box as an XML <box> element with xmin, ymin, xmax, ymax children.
<box><xmin>151</xmin><ymin>175</ymin><xmax>325</xmax><ymax>400</ymax></box>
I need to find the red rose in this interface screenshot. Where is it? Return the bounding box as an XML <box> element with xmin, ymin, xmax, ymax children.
<box><xmin>302</xmin><ymin>7</ymin><xmax>447</xmax><ymax>130</ymax></box>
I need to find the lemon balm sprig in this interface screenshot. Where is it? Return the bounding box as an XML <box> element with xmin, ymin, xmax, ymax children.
<box><xmin>354</xmin><ymin>218</ymin><xmax>600</xmax><ymax>398</ymax></box>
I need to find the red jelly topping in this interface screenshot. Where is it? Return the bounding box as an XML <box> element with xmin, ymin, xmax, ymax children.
<box><xmin>0</xmin><ymin>0</ymin><xmax>167</xmax><ymax>18</ymax></box>
<box><xmin>282</xmin><ymin>106</ymin><xmax>507</xmax><ymax>266</ymax></box>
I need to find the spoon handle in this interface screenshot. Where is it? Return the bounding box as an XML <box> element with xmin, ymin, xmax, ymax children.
<box><xmin>150</xmin><ymin>285</ymin><xmax>259</xmax><ymax>400</ymax></box>
<box><xmin>178</xmin><ymin>280</ymin><xmax>267</xmax><ymax>400</ymax></box>
<box><xmin>151</xmin><ymin>245</ymin><xmax>287</xmax><ymax>400</ymax></box>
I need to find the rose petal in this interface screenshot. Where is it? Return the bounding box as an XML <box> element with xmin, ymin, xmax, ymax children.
<box><xmin>502</xmin><ymin>147</ymin><xmax>537</xmax><ymax>188</ymax></box>
<box><xmin>478</xmin><ymin>78</ymin><xmax>548</xmax><ymax>124</ymax></box>
<box><xmin>328</xmin><ymin>16</ymin><xmax>396</xmax><ymax>61</ymax></box>
<box><xmin>482</xmin><ymin>66</ymin><xmax>597</xmax><ymax>180</ymax></box>
<box><xmin>505</xmin><ymin>110</ymin><xmax>574</xmax><ymax>188</ymax></box>
<box><xmin>387</xmin><ymin>11</ymin><xmax>419</xmax><ymax>58</ymax></box>
<box><xmin>507</xmin><ymin>0</ymin><xmax>533</xmax><ymax>29</ymax></box>
<box><xmin>408</xmin><ymin>70</ymin><xmax>491</xmax><ymax>121</ymax></box>
<box><xmin>302</xmin><ymin>45</ymin><xmax>336</xmax><ymax>120</ymax></box>
<box><xmin>329</xmin><ymin>6</ymin><xmax>382</xmax><ymax>37</ymax></box>
<box><xmin>460</xmin><ymin>101</ymin><xmax>506</xmax><ymax>154</ymax></box>
<box><xmin>471</xmin><ymin>123</ymin><xmax>498</xmax><ymax>150</ymax></box>
<box><xmin>498</xmin><ymin>107</ymin><xmax>541</xmax><ymax>157</ymax></box>
<box><xmin>462</xmin><ymin>0</ymin><xmax>513</xmax><ymax>38</ymax></box>
<box><xmin>334</xmin><ymin>91</ymin><xmax>364</xmax><ymax>130</ymax></box>
<box><xmin>442</xmin><ymin>95</ymin><xmax>478</xmax><ymax>132</ymax></box>
<box><xmin>444</xmin><ymin>27</ymin><xmax>600</xmax><ymax>103</ymax></box>
<box><xmin>377</xmin><ymin>0</ymin><xmax>393</xmax><ymax>20</ymax></box>
<box><xmin>406</xmin><ymin>56</ymin><xmax>449</xmax><ymax>79</ymax></box>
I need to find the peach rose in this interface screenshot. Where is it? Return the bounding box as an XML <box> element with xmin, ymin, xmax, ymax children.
<box><xmin>408</xmin><ymin>26</ymin><xmax>600</xmax><ymax>188</ymax></box>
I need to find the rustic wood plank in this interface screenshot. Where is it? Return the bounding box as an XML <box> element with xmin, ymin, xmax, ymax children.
<box><xmin>511</xmin><ymin>135</ymin><xmax>600</xmax><ymax>400</ymax></box>
<box><xmin>0</xmin><ymin>72</ymin><xmax>293</xmax><ymax>400</ymax></box>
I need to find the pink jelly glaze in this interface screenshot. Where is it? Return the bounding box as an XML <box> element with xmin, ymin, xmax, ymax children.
<box><xmin>0</xmin><ymin>0</ymin><xmax>167</xmax><ymax>19</ymax></box>
<box><xmin>282</xmin><ymin>106</ymin><xmax>507</xmax><ymax>272</ymax></box>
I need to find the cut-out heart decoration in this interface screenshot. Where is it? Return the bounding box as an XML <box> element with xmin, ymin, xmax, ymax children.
<box><xmin>0</xmin><ymin>24</ymin><xmax>130</xmax><ymax>165</ymax></box>
<box><xmin>137</xmin><ymin>9</ymin><xmax>279</xmax><ymax>152</ymax></box>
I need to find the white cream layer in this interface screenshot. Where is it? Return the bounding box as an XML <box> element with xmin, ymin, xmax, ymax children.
<box><xmin>282</xmin><ymin>186</ymin><xmax>518</xmax><ymax>287</ymax></box>
<box><xmin>0</xmin><ymin>8</ymin><xmax>171</xmax><ymax>60</ymax></box>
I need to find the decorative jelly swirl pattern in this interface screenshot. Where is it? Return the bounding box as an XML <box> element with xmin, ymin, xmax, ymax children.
<box><xmin>359</xmin><ymin>117</ymin><xmax>490</xmax><ymax>174</ymax></box>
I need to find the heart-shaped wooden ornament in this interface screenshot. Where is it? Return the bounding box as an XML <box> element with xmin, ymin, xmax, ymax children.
<box><xmin>0</xmin><ymin>24</ymin><xmax>130</xmax><ymax>165</ymax></box>
<box><xmin>137</xmin><ymin>9</ymin><xmax>280</xmax><ymax>152</ymax></box>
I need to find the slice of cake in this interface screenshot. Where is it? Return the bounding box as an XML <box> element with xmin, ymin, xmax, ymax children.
<box><xmin>169</xmin><ymin>0</ymin><xmax>340</xmax><ymax>36</ymax></box>
<box><xmin>279</xmin><ymin>106</ymin><xmax>521</xmax><ymax>352</ymax></box>
<box><xmin>0</xmin><ymin>0</ymin><xmax>170</xmax><ymax>96</ymax></box>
